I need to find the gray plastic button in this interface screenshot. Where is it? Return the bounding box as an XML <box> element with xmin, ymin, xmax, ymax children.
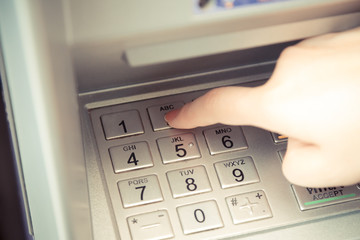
<box><xmin>101</xmin><ymin>110</ymin><xmax>144</xmax><ymax>140</ymax></box>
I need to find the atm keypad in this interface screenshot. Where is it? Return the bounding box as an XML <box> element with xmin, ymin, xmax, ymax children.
<box><xmin>91</xmin><ymin>91</ymin><xmax>360</xmax><ymax>240</ymax></box>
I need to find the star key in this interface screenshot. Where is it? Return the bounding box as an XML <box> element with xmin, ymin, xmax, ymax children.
<box><xmin>127</xmin><ymin>210</ymin><xmax>174</xmax><ymax>239</ymax></box>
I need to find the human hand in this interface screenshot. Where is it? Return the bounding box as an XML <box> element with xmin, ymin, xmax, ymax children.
<box><xmin>165</xmin><ymin>27</ymin><xmax>360</xmax><ymax>187</ymax></box>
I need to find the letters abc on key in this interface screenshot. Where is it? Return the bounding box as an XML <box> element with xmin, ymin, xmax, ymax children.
<box><xmin>160</xmin><ymin>105</ymin><xmax>174</xmax><ymax>112</ymax></box>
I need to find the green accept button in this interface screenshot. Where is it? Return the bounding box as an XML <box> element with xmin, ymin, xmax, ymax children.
<box><xmin>292</xmin><ymin>184</ymin><xmax>360</xmax><ymax>210</ymax></box>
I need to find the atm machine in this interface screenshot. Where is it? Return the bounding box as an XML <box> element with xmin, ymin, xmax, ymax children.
<box><xmin>1</xmin><ymin>0</ymin><xmax>360</xmax><ymax>239</ymax></box>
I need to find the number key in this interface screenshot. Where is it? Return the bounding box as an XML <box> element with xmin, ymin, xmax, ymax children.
<box><xmin>203</xmin><ymin>126</ymin><xmax>248</xmax><ymax>155</ymax></box>
<box><xmin>118</xmin><ymin>175</ymin><xmax>163</xmax><ymax>208</ymax></box>
<box><xmin>109</xmin><ymin>142</ymin><xmax>153</xmax><ymax>173</ymax></box>
<box><xmin>101</xmin><ymin>110</ymin><xmax>144</xmax><ymax>140</ymax></box>
<box><xmin>157</xmin><ymin>133</ymin><xmax>201</xmax><ymax>164</ymax></box>
<box><xmin>166</xmin><ymin>166</ymin><xmax>212</xmax><ymax>198</ymax></box>
<box><xmin>177</xmin><ymin>201</ymin><xmax>223</xmax><ymax>235</ymax></box>
<box><xmin>214</xmin><ymin>157</ymin><xmax>260</xmax><ymax>189</ymax></box>
<box><xmin>147</xmin><ymin>102</ymin><xmax>184</xmax><ymax>131</ymax></box>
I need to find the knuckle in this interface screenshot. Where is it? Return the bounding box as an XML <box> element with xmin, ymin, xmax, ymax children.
<box><xmin>202</xmin><ymin>87</ymin><xmax>225</xmax><ymax>109</ymax></box>
<box><xmin>278</xmin><ymin>45</ymin><xmax>303</xmax><ymax>64</ymax></box>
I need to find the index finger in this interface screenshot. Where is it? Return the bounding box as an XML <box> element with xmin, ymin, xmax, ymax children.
<box><xmin>164</xmin><ymin>85</ymin><xmax>277</xmax><ymax>130</ymax></box>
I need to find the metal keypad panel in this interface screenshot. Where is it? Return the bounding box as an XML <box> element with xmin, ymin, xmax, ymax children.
<box><xmin>90</xmin><ymin>88</ymin><xmax>360</xmax><ymax>240</ymax></box>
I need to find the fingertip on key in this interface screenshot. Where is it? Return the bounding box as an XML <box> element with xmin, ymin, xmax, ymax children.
<box><xmin>164</xmin><ymin>109</ymin><xmax>180</xmax><ymax>127</ymax></box>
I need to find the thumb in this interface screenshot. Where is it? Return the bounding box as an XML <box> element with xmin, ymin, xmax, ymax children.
<box><xmin>283</xmin><ymin>138</ymin><xmax>360</xmax><ymax>187</ymax></box>
<box><xmin>282</xmin><ymin>139</ymin><xmax>326</xmax><ymax>187</ymax></box>
<box><xmin>165</xmin><ymin>86</ymin><xmax>274</xmax><ymax>130</ymax></box>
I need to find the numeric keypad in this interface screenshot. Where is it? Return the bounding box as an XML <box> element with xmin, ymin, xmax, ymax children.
<box><xmin>91</xmin><ymin>98</ymin><xmax>280</xmax><ymax>240</ymax></box>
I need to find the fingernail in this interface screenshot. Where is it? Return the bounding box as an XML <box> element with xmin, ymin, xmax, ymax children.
<box><xmin>164</xmin><ymin>109</ymin><xmax>180</xmax><ymax>124</ymax></box>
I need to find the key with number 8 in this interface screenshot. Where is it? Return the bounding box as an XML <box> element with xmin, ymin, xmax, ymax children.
<box><xmin>166</xmin><ymin>166</ymin><xmax>212</xmax><ymax>198</ymax></box>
